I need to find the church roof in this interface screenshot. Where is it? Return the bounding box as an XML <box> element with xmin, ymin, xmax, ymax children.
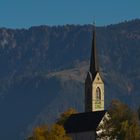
<box><xmin>64</xmin><ymin>110</ymin><xmax>106</xmax><ymax>133</ymax></box>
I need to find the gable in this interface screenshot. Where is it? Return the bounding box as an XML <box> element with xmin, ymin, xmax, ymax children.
<box><xmin>96</xmin><ymin>112</ymin><xmax>111</xmax><ymax>136</ymax></box>
<box><xmin>97</xmin><ymin>112</ymin><xmax>110</xmax><ymax>127</ymax></box>
<box><xmin>93</xmin><ymin>72</ymin><xmax>104</xmax><ymax>84</ymax></box>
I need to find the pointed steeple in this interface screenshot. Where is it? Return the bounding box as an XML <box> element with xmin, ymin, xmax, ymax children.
<box><xmin>89</xmin><ymin>24</ymin><xmax>99</xmax><ymax>78</ymax></box>
<box><xmin>85</xmin><ymin>23</ymin><xmax>104</xmax><ymax>112</ymax></box>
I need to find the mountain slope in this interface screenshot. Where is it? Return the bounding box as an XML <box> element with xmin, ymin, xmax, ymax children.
<box><xmin>0</xmin><ymin>19</ymin><xmax>140</xmax><ymax>139</ymax></box>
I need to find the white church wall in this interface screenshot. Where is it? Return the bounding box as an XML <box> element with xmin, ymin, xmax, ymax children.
<box><xmin>69</xmin><ymin>131</ymin><xmax>96</xmax><ymax>140</ymax></box>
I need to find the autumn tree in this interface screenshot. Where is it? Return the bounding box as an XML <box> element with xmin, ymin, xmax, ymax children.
<box><xmin>28</xmin><ymin>125</ymin><xmax>48</xmax><ymax>140</ymax></box>
<box><xmin>27</xmin><ymin>108</ymin><xmax>77</xmax><ymax>140</ymax></box>
<box><xmin>100</xmin><ymin>100</ymin><xmax>140</xmax><ymax>140</ymax></box>
<box><xmin>47</xmin><ymin>124</ymin><xmax>71</xmax><ymax>140</ymax></box>
<box><xmin>56</xmin><ymin>108</ymin><xmax>77</xmax><ymax>125</ymax></box>
<box><xmin>28</xmin><ymin>124</ymin><xmax>72</xmax><ymax>140</ymax></box>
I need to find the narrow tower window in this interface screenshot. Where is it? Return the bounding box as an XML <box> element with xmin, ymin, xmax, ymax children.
<box><xmin>96</xmin><ymin>87</ymin><xmax>101</xmax><ymax>100</ymax></box>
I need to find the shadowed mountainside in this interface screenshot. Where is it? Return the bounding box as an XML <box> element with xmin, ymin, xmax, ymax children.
<box><xmin>0</xmin><ymin>19</ymin><xmax>140</xmax><ymax>139</ymax></box>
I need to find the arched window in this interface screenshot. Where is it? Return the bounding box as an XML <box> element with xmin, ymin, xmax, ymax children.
<box><xmin>96</xmin><ymin>87</ymin><xmax>101</xmax><ymax>100</ymax></box>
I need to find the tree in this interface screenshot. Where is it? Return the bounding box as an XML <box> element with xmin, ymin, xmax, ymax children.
<box><xmin>47</xmin><ymin>124</ymin><xmax>71</xmax><ymax>140</ymax></box>
<box><xmin>28</xmin><ymin>125</ymin><xmax>48</xmax><ymax>140</ymax></box>
<box><xmin>28</xmin><ymin>124</ymin><xmax>71</xmax><ymax>140</ymax></box>
<box><xmin>137</xmin><ymin>106</ymin><xmax>140</xmax><ymax>121</ymax></box>
<box><xmin>98</xmin><ymin>100</ymin><xmax>140</xmax><ymax>140</ymax></box>
<box><xmin>56</xmin><ymin>108</ymin><xmax>77</xmax><ymax>125</ymax></box>
<box><xmin>27</xmin><ymin>108</ymin><xmax>77</xmax><ymax>140</ymax></box>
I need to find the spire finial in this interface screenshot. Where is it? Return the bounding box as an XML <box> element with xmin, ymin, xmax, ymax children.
<box><xmin>93</xmin><ymin>21</ymin><xmax>96</xmax><ymax>26</ymax></box>
<box><xmin>93</xmin><ymin>21</ymin><xmax>96</xmax><ymax>33</ymax></box>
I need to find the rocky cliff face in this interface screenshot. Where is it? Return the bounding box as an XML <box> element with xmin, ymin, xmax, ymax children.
<box><xmin>0</xmin><ymin>19</ymin><xmax>140</xmax><ymax>139</ymax></box>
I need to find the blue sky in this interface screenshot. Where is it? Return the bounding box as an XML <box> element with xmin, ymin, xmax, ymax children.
<box><xmin>0</xmin><ymin>0</ymin><xmax>140</xmax><ymax>28</ymax></box>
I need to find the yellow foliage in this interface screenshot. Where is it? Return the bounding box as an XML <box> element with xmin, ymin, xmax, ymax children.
<box><xmin>56</xmin><ymin>108</ymin><xmax>77</xmax><ymax>125</ymax></box>
<box><xmin>28</xmin><ymin>124</ymin><xmax>71</xmax><ymax>140</ymax></box>
<box><xmin>108</xmin><ymin>100</ymin><xmax>140</xmax><ymax>140</ymax></box>
<box><xmin>27</xmin><ymin>108</ymin><xmax>75</xmax><ymax>140</ymax></box>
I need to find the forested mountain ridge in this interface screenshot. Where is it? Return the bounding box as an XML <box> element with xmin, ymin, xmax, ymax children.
<box><xmin>0</xmin><ymin>19</ymin><xmax>140</xmax><ymax>139</ymax></box>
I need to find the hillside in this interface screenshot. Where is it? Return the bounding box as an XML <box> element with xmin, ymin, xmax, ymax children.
<box><xmin>0</xmin><ymin>19</ymin><xmax>140</xmax><ymax>139</ymax></box>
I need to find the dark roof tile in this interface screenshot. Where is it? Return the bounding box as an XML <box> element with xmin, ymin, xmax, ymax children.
<box><xmin>64</xmin><ymin>110</ymin><xmax>106</xmax><ymax>133</ymax></box>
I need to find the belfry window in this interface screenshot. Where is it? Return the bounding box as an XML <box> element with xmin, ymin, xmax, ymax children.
<box><xmin>96</xmin><ymin>87</ymin><xmax>101</xmax><ymax>100</ymax></box>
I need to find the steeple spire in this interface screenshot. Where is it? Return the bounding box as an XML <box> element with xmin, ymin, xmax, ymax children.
<box><xmin>85</xmin><ymin>23</ymin><xmax>104</xmax><ymax>112</ymax></box>
<box><xmin>89</xmin><ymin>24</ymin><xmax>99</xmax><ymax>78</ymax></box>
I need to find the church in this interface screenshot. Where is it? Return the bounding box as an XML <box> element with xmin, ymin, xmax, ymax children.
<box><xmin>64</xmin><ymin>26</ymin><xmax>107</xmax><ymax>140</ymax></box>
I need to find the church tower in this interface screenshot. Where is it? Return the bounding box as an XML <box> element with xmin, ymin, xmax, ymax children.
<box><xmin>85</xmin><ymin>26</ymin><xmax>104</xmax><ymax>112</ymax></box>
